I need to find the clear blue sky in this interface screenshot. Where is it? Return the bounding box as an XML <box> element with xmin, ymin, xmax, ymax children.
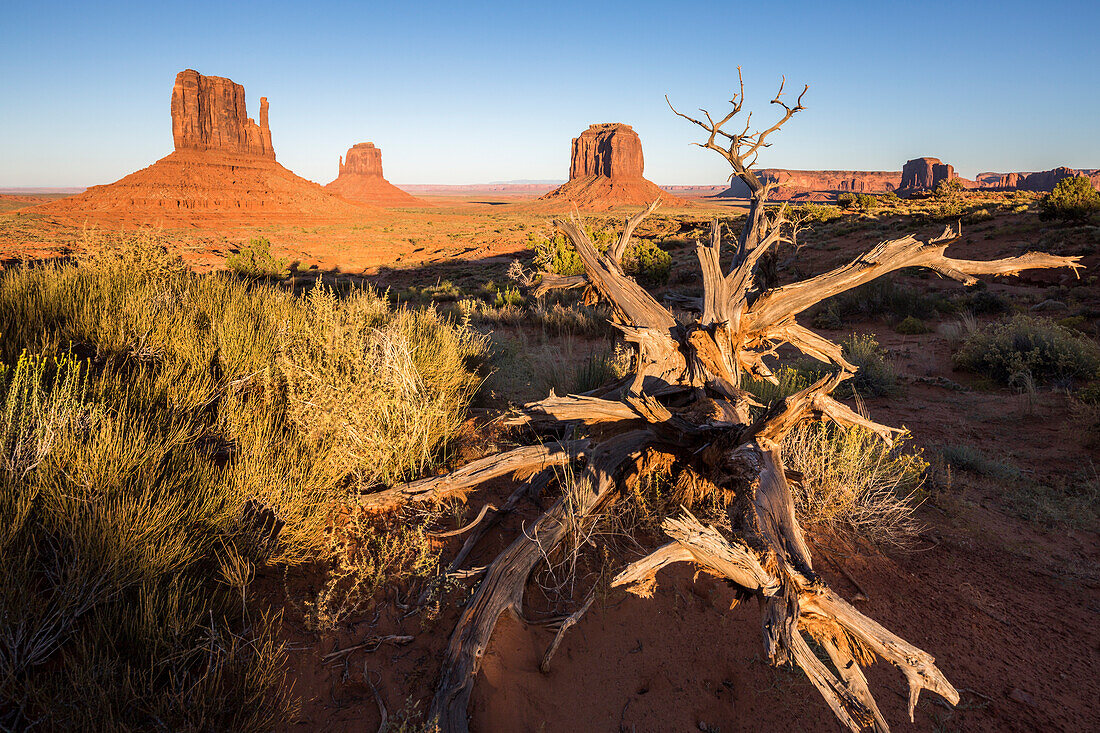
<box><xmin>1</xmin><ymin>0</ymin><xmax>1097</xmax><ymax>187</ymax></box>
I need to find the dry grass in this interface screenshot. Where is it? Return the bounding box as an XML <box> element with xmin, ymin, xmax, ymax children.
<box><xmin>783</xmin><ymin>423</ymin><xmax>927</xmax><ymax>547</ymax></box>
<box><xmin>0</xmin><ymin>230</ymin><xmax>483</xmax><ymax>728</ymax></box>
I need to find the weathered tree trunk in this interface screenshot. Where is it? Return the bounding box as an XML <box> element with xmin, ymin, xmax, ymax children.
<box><xmin>359</xmin><ymin>76</ymin><xmax>1083</xmax><ymax>732</ymax></box>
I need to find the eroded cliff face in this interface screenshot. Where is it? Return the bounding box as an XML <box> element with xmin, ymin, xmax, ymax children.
<box><xmin>339</xmin><ymin>143</ymin><xmax>385</xmax><ymax>178</ymax></box>
<box><xmin>171</xmin><ymin>69</ymin><xmax>274</xmax><ymax>159</ymax></box>
<box><xmin>569</xmin><ymin>124</ymin><xmax>644</xmax><ymax>180</ymax></box>
<box><xmin>721</xmin><ymin>170</ymin><xmax>901</xmax><ymax>198</ymax></box>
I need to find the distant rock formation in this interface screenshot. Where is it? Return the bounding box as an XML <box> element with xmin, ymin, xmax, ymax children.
<box><xmin>719</xmin><ymin>170</ymin><xmax>900</xmax><ymax>199</ymax></box>
<box><xmin>898</xmin><ymin>157</ymin><xmax>956</xmax><ymax>194</ymax></box>
<box><xmin>976</xmin><ymin>167</ymin><xmax>1100</xmax><ymax>192</ymax></box>
<box><xmin>325</xmin><ymin>143</ymin><xmax>425</xmax><ymax>206</ymax></box>
<box><xmin>539</xmin><ymin>123</ymin><xmax>685</xmax><ymax>210</ymax></box>
<box><xmin>38</xmin><ymin>69</ymin><xmax>366</xmax><ymax>220</ymax></box>
<box><xmin>171</xmin><ymin>69</ymin><xmax>274</xmax><ymax>159</ymax></box>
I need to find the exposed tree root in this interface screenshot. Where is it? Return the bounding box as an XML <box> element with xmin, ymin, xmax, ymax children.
<box><xmin>405</xmin><ymin>78</ymin><xmax>1080</xmax><ymax>732</ymax></box>
<box><xmin>359</xmin><ymin>440</ymin><xmax>588</xmax><ymax>511</ymax></box>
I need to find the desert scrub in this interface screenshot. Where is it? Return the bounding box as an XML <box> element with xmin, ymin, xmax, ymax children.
<box><xmin>303</xmin><ymin>509</ymin><xmax>441</xmax><ymax>631</ymax></box>
<box><xmin>953</xmin><ymin>314</ymin><xmax>1100</xmax><ymax>386</ymax></box>
<box><xmin>0</xmin><ymin>231</ymin><xmax>484</xmax><ymax>728</ymax></box>
<box><xmin>226</xmin><ymin>236</ymin><xmax>291</xmax><ymax>280</ymax></box>
<box><xmin>940</xmin><ymin>444</ymin><xmax>1021</xmax><ymax>480</ymax></box>
<box><xmin>743</xmin><ymin>365</ymin><xmax>814</xmax><ymax>405</ymax></box>
<box><xmin>842</xmin><ymin>334</ymin><xmax>899</xmax><ymax>397</ymax></box>
<box><xmin>282</xmin><ymin>284</ymin><xmax>486</xmax><ymax>487</ymax></box>
<box><xmin>792</xmin><ymin>203</ymin><xmax>841</xmax><ymax>223</ymax></box>
<box><xmin>0</xmin><ymin>348</ymin><xmax>295</xmax><ymax>730</ymax></box>
<box><xmin>532</xmin><ymin>227</ymin><xmax>672</xmax><ymax>285</ymax></box>
<box><xmin>620</xmin><ymin>237</ymin><xmax>672</xmax><ymax>286</ymax></box>
<box><xmin>572</xmin><ymin>343</ymin><xmax>632</xmax><ymax>393</ymax></box>
<box><xmin>783</xmin><ymin>423</ymin><xmax>926</xmax><ymax>546</ymax></box>
<box><xmin>810</xmin><ymin>277</ymin><xmax>950</xmax><ymax>328</ymax></box>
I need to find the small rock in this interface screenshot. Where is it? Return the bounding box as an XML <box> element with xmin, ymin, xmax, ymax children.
<box><xmin>1030</xmin><ymin>299</ymin><xmax>1068</xmax><ymax>312</ymax></box>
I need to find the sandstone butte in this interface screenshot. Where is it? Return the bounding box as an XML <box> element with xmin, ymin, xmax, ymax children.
<box><xmin>539</xmin><ymin>123</ymin><xmax>686</xmax><ymax>210</ymax></box>
<box><xmin>325</xmin><ymin>143</ymin><xmax>426</xmax><ymax>206</ymax></box>
<box><xmin>35</xmin><ymin>69</ymin><xmax>368</xmax><ymax>221</ymax></box>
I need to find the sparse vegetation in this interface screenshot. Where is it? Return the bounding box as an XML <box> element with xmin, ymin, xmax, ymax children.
<box><xmin>842</xmin><ymin>333</ymin><xmax>899</xmax><ymax>397</ymax></box>
<box><xmin>226</xmin><ymin>236</ymin><xmax>291</xmax><ymax>280</ymax></box>
<box><xmin>953</xmin><ymin>314</ymin><xmax>1100</xmax><ymax>386</ymax></box>
<box><xmin>532</xmin><ymin>227</ymin><xmax>672</xmax><ymax>286</ymax></box>
<box><xmin>835</xmin><ymin>192</ymin><xmax>879</xmax><ymax>212</ymax></box>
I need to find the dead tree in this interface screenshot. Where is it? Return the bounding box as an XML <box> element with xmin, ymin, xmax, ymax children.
<box><xmin>366</xmin><ymin>72</ymin><xmax>1082</xmax><ymax>732</ymax></box>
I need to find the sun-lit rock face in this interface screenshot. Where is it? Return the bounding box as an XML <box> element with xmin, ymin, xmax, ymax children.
<box><xmin>171</xmin><ymin>69</ymin><xmax>274</xmax><ymax>159</ymax></box>
<box><xmin>569</xmin><ymin>123</ymin><xmax>644</xmax><ymax>180</ymax></box>
<box><xmin>899</xmin><ymin>157</ymin><xmax>955</xmax><ymax>193</ymax></box>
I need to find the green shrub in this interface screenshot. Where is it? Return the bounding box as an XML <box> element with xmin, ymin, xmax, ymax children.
<box><xmin>1039</xmin><ymin>176</ymin><xmax>1100</xmax><ymax>223</ymax></box>
<box><xmin>226</xmin><ymin>236</ymin><xmax>290</xmax><ymax>280</ymax></box>
<box><xmin>853</xmin><ymin>193</ymin><xmax>879</xmax><ymax>212</ymax></box>
<box><xmin>743</xmin><ymin>365</ymin><xmax>813</xmax><ymax>405</ymax></box>
<box><xmin>842</xmin><ymin>334</ymin><xmax>898</xmax><ymax>397</ymax></box>
<box><xmin>621</xmin><ymin>238</ymin><xmax>672</xmax><ymax>286</ymax></box>
<box><xmin>572</xmin><ymin>344</ymin><xmax>631</xmax><ymax>394</ymax></box>
<box><xmin>933</xmin><ymin>178</ymin><xmax>964</xmax><ymax>200</ymax></box>
<box><xmin>531</xmin><ymin>227</ymin><xmax>615</xmax><ymax>276</ymax></box>
<box><xmin>837</xmin><ymin>192</ymin><xmax>857</xmax><ymax>209</ymax></box>
<box><xmin>494</xmin><ymin>285</ymin><xmax>525</xmax><ymax>308</ymax></box>
<box><xmin>795</xmin><ymin>203</ymin><xmax>842</xmax><ymax>222</ymax></box>
<box><xmin>953</xmin><ymin>315</ymin><xmax>1100</xmax><ymax>385</ymax></box>
<box><xmin>964</xmin><ymin>207</ymin><xmax>994</xmax><ymax>223</ymax></box>
<box><xmin>810</xmin><ymin>277</ymin><xmax>948</xmax><ymax>328</ymax></box>
<box><xmin>895</xmin><ymin>316</ymin><xmax>930</xmax><ymax>334</ymax></box>
<box><xmin>940</xmin><ymin>444</ymin><xmax>1021</xmax><ymax>480</ymax></box>
<box><xmin>532</xmin><ymin>228</ymin><xmax>671</xmax><ymax>286</ymax></box>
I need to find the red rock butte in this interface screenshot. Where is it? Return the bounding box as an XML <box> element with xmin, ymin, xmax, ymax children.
<box><xmin>898</xmin><ymin>157</ymin><xmax>957</xmax><ymax>194</ymax></box>
<box><xmin>539</xmin><ymin>123</ymin><xmax>685</xmax><ymax>210</ymax></box>
<box><xmin>325</xmin><ymin>143</ymin><xmax>426</xmax><ymax>206</ymax></box>
<box><xmin>36</xmin><ymin>69</ymin><xmax>367</xmax><ymax>221</ymax></box>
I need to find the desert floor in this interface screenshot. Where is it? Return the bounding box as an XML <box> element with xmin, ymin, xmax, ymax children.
<box><xmin>2</xmin><ymin>190</ymin><xmax>1096</xmax><ymax>732</ymax></box>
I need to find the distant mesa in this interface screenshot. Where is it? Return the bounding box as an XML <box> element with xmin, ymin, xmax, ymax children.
<box><xmin>325</xmin><ymin>143</ymin><xmax>426</xmax><ymax>206</ymax></box>
<box><xmin>897</xmin><ymin>157</ymin><xmax>957</xmax><ymax>194</ymax></box>
<box><xmin>719</xmin><ymin>170</ymin><xmax>900</xmax><ymax>200</ymax></box>
<box><xmin>539</xmin><ymin>123</ymin><xmax>686</xmax><ymax>210</ymax></box>
<box><xmin>36</xmin><ymin>69</ymin><xmax>367</xmax><ymax>220</ymax></box>
<box><xmin>975</xmin><ymin>167</ymin><xmax>1100</xmax><ymax>192</ymax></box>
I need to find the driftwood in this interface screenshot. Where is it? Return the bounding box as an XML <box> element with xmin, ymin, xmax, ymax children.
<box><xmin>400</xmin><ymin>75</ymin><xmax>1083</xmax><ymax>733</ymax></box>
